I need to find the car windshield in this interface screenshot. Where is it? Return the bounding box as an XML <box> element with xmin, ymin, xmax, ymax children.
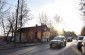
<box><xmin>53</xmin><ymin>37</ymin><xmax>62</xmax><ymax>40</ymax></box>
<box><xmin>67</xmin><ymin>37</ymin><xmax>72</xmax><ymax>39</ymax></box>
<box><xmin>78</xmin><ymin>37</ymin><xmax>84</xmax><ymax>40</ymax></box>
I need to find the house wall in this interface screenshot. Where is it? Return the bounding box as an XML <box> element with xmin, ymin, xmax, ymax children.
<box><xmin>21</xmin><ymin>33</ymin><xmax>27</xmax><ymax>42</ymax></box>
<box><xmin>42</xmin><ymin>31</ymin><xmax>50</xmax><ymax>42</ymax></box>
<box><xmin>37</xmin><ymin>31</ymin><xmax>41</xmax><ymax>39</ymax></box>
<box><xmin>43</xmin><ymin>31</ymin><xmax>50</xmax><ymax>38</ymax></box>
<box><xmin>27</xmin><ymin>31</ymin><xmax>33</xmax><ymax>42</ymax></box>
<box><xmin>16</xmin><ymin>26</ymin><xmax>50</xmax><ymax>43</ymax></box>
<box><xmin>16</xmin><ymin>31</ymin><xmax>50</xmax><ymax>43</ymax></box>
<box><xmin>26</xmin><ymin>30</ymin><xmax>42</xmax><ymax>42</ymax></box>
<box><xmin>16</xmin><ymin>32</ymin><xmax>28</xmax><ymax>42</ymax></box>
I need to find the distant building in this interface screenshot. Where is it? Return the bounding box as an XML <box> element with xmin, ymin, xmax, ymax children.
<box><xmin>16</xmin><ymin>25</ymin><xmax>50</xmax><ymax>43</ymax></box>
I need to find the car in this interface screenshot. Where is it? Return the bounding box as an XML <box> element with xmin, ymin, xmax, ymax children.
<box><xmin>80</xmin><ymin>36</ymin><xmax>85</xmax><ymax>55</ymax></box>
<box><xmin>77</xmin><ymin>36</ymin><xmax>85</xmax><ymax>52</ymax></box>
<box><xmin>67</xmin><ymin>37</ymin><xmax>73</xmax><ymax>42</ymax></box>
<box><xmin>49</xmin><ymin>36</ymin><xmax>67</xmax><ymax>48</ymax></box>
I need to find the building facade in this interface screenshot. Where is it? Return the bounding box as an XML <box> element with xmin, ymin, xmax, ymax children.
<box><xmin>16</xmin><ymin>25</ymin><xmax>50</xmax><ymax>43</ymax></box>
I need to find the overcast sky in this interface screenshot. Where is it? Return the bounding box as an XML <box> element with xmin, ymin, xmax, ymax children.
<box><xmin>28</xmin><ymin>0</ymin><xmax>84</xmax><ymax>35</ymax></box>
<box><xmin>6</xmin><ymin>0</ymin><xmax>84</xmax><ymax>35</ymax></box>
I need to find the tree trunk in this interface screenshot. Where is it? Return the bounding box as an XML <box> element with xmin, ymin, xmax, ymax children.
<box><xmin>19</xmin><ymin>32</ymin><xmax>22</xmax><ymax>43</ymax></box>
<box><xmin>14</xmin><ymin>0</ymin><xmax>19</xmax><ymax>47</ymax></box>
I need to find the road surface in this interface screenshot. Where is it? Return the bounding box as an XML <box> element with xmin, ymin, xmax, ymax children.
<box><xmin>0</xmin><ymin>40</ymin><xmax>82</xmax><ymax>55</ymax></box>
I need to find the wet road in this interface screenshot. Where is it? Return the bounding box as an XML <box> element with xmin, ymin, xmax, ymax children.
<box><xmin>0</xmin><ymin>40</ymin><xmax>82</xmax><ymax>55</ymax></box>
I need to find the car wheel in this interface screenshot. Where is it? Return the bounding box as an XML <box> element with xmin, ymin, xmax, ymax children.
<box><xmin>77</xmin><ymin>45</ymin><xmax>82</xmax><ymax>52</ymax></box>
<box><xmin>60</xmin><ymin>43</ymin><xmax>63</xmax><ymax>47</ymax></box>
<box><xmin>64</xmin><ymin>43</ymin><xmax>66</xmax><ymax>46</ymax></box>
<box><xmin>64</xmin><ymin>42</ymin><xmax>66</xmax><ymax>47</ymax></box>
<box><xmin>50</xmin><ymin>44</ymin><xmax>53</xmax><ymax>48</ymax></box>
<box><xmin>71</xmin><ymin>39</ymin><xmax>72</xmax><ymax>42</ymax></box>
<box><xmin>50</xmin><ymin>45</ymin><xmax>52</xmax><ymax>48</ymax></box>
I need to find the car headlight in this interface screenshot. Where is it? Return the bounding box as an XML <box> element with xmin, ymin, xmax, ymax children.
<box><xmin>81</xmin><ymin>43</ymin><xmax>84</xmax><ymax>46</ymax></box>
<box><xmin>78</xmin><ymin>42</ymin><xmax>83</xmax><ymax>46</ymax></box>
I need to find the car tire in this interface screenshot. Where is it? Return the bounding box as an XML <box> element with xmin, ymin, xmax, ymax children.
<box><xmin>50</xmin><ymin>44</ymin><xmax>53</xmax><ymax>48</ymax></box>
<box><xmin>60</xmin><ymin>43</ymin><xmax>63</xmax><ymax>47</ymax></box>
<box><xmin>64</xmin><ymin>43</ymin><xmax>66</xmax><ymax>46</ymax></box>
<box><xmin>77</xmin><ymin>45</ymin><xmax>82</xmax><ymax>52</ymax></box>
<box><xmin>64</xmin><ymin>42</ymin><xmax>66</xmax><ymax>47</ymax></box>
<box><xmin>71</xmin><ymin>39</ymin><xmax>72</xmax><ymax>42</ymax></box>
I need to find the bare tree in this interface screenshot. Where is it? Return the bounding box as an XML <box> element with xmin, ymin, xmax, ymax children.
<box><xmin>80</xmin><ymin>0</ymin><xmax>85</xmax><ymax>24</ymax></box>
<box><xmin>81</xmin><ymin>25</ymin><xmax>85</xmax><ymax>36</ymax></box>
<box><xmin>54</xmin><ymin>15</ymin><xmax>62</xmax><ymax>24</ymax></box>
<box><xmin>17</xmin><ymin>0</ymin><xmax>30</xmax><ymax>43</ymax></box>
<box><xmin>0</xmin><ymin>0</ymin><xmax>30</xmax><ymax>44</ymax></box>
<box><xmin>80</xmin><ymin>0</ymin><xmax>85</xmax><ymax>35</ymax></box>
<box><xmin>5</xmin><ymin>13</ymin><xmax>15</xmax><ymax>43</ymax></box>
<box><xmin>0</xmin><ymin>0</ymin><xmax>9</xmax><ymax>40</ymax></box>
<box><xmin>18</xmin><ymin>0</ymin><xmax>30</xmax><ymax>28</ymax></box>
<box><xmin>38</xmin><ymin>13</ymin><xmax>48</xmax><ymax>25</ymax></box>
<box><xmin>3</xmin><ymin>0</ymin><xmax>30</xmax><ymax>44</ymax></box>
<box><xmin>12</xmin><ymin>0</ymin><xmax>30</xmax><ymax>44</ymax></box>
<box><xmin>12</xmin><ymin>0</ymin><xmax>19</xmax><ymax>46</ymax></box>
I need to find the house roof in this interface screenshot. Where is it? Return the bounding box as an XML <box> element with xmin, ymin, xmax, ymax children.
<box><xmin>17</xmin><ymin>25</ymin><xmax>49</xmax><ymax>32</ymax></box>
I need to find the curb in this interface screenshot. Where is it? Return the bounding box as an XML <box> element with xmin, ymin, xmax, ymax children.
<box><xmin>0</xmin><ymin>43</ymin><xmax>42</xmax><ymax>50</ymax></box>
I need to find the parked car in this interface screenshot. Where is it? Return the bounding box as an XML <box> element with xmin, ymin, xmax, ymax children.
<box><xmin>67</xmin><ymin>37</ymin><xmax>73</xmax><ymax>42</ymax></box>
<box><xmin>81</xmin><ymin>36</ymin><xmax>85</xmax><ymax>54</ymax></box>
<box><xmin>49</xmin><ymin>36</ymin><xmax>67</xmax><ymax>48</ymax></box>
<box><xmin>77</xmin><ymin>36</ymin><xmax>85</xmax><ymax>52</ymax></box>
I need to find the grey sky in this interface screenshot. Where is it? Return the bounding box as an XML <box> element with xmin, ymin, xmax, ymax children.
<box><xmin>5</xmin><ymin>0</ymin><xmax>84</xmax><ymax>35</ymax></box>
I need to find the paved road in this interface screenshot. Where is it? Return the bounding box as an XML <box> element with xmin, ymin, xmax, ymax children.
<box><xmin>0</xmin><ymin>40</ymin><xmax>82</xmax><ymax>55</ymax></box>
